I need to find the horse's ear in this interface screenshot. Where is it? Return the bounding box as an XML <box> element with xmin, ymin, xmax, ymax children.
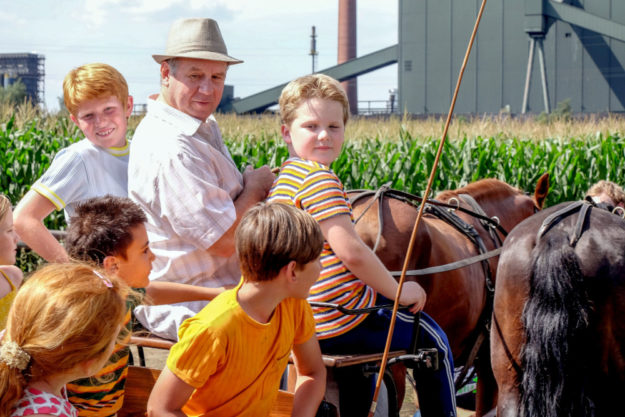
<box><xmin>534</xmin><ymin>172</ymin><xmax>550</xmax><ymax>209</ymax></box>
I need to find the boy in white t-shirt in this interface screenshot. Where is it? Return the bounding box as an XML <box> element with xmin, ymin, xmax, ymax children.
<box><xmin>14</xmin><ymin>63</ymin><xmax>133</xmax><ymax>263</ymax></box>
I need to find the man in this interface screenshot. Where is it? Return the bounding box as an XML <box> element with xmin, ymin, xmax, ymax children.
<box><xmin>128</xmin><ymin>18</ymin><xmax>274</xmax><ymax>339</ymax></box>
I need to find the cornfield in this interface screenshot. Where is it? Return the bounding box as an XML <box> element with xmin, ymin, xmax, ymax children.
<box><xmin>2</xmin><ymin>109</ymin><xmax>625</xmax><ymax>271</ymax></box>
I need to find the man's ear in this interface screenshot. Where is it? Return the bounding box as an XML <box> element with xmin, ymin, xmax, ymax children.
<box><xmin>160</xmin><ymin>62</ymin><xmax>171</xmax><ymax>87</ymax></box>
<box><xmin>281</xmin><ymin>124</ymin><xmax>292</xmax><ymax>144</ymax></box>
<box><xmin>102</xmin><ymin>255</ymin><xmax>118</xmax><ymax>274</ymax></box>
<box><xmin>69</xmin><ymin>113</ymin><xmax>79</xmax><ymax>127</ymax></box>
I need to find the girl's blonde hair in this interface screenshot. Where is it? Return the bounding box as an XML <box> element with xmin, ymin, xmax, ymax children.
<box><xmin>0</xmin><ymin>263</ymin><xmax>129</xmax><ymax>415</ymax></box>
<box><xmin>0</xmin><ymin>194</ymin><xmax>11</xmax><ymax>223</ymax></box>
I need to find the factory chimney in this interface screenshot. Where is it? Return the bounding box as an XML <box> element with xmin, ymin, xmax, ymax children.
<box><xmin>338</xmin><ymin>0</ymin><xmax>357</xmax><ymax>115</ymax></box>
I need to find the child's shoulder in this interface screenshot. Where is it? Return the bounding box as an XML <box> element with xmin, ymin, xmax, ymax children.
<box><xmin>0</xmin><ymin>265</ymin><xmax>23</xmax><ymax>288</ymax></box>
<box><xmin>280</xmin><ymin>157</ymin><xmax>336</xmax><ymax>177</ymax></box>
<box><xmin>47</xmin><ymin>139</ymin><xmax>100</xmax><ymax>165</ymax></box>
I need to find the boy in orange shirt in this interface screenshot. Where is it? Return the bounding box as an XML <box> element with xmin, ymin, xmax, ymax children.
<box><xmin>148</xmin><ymin>203</ymin><xmax>326</xmax><ymax>417</ymax></box>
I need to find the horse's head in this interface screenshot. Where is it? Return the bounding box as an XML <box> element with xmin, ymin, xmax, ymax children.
<box><xmin>434</xmin><ymin>172</ymin><xmax>550</xmax><ymax>235</ymax></box>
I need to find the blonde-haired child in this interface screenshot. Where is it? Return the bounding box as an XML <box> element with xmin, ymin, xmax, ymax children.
<box><xmin>268</xmin><ymin>73</ymin><xmax>457</xmax><ymax>416</ymax></box>
<box><xmin>0</xmin><ymin>194</ymin><xmax>22</xmax><ymax>329</ymax></box>
<box><xmin>0</xmin><ymin>263</ymin><xmax>128</xmax><ymax>417</ymax></box>
<box><xmin>586</xmin><ymin>179</ymin><xmax>625</xmax><ymax>208</ymax></box>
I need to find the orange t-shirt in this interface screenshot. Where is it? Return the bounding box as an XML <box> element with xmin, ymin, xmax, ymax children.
<box><xmin>167</xmin><ymin>281</ymin><xmax>315</xmax><ymax>416</ymax></box>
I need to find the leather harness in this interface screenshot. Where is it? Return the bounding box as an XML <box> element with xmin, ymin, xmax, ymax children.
<box><xmin>348</xmin><ymin>186</ymin><xmax>509</xmax><ymax>390</ymax></box>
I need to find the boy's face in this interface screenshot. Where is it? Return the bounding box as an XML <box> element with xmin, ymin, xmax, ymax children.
<box><xmin>282</xmin><ymin>98</ymin><xmax>345</xmax><ymax>167</ymax></box>
<box><xmin>71</xmin><ymin>95</ymin><xmax>133</xmax><ymax>149</ymax></box>
<box><xmin>110</xmin><ymin>224</ymin><xmax>155</xmax><ymax>288</ymax></box>
<box><xmin>293</xmin><ymin>257</ymin><xmax>322</xmax><ymax>299</ymax></box>
<box><xmin>161</xmin><ymin>58</ymin><xmax>227</xmax><ymax>121</ymax></box>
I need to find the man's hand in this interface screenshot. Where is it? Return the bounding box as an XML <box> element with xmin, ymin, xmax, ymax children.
<box><xmin>208</xmin><ymin>166</ymin><xmax>275</xmax><ymax>258</ymax></box>
<box><xmin>242</xmin><ymin>165</ymin><xmax>275</xmax><ymax>201</ymax></box>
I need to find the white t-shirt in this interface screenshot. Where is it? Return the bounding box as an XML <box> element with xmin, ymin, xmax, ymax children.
<box><xmin>32</xmin><ymin>138</ymin><xmax>129</xmax><ymax>222</ymax></box>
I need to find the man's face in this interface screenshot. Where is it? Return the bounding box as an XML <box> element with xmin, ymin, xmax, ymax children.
<box><xmin>161</xmin><ymin>58</ymin><xmax>228</xmax><ymax>120</ymax></box>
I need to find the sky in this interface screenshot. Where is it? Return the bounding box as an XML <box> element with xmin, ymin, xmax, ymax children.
<box><xmin>0</xmin><ymin>0</ymin><xmax>398</xmax><ymax>112</ymax></box>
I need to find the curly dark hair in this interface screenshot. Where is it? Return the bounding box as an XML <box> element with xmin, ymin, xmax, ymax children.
<box><xmin>66</xmin><ymin>195</ymin><xmax>147</xmax><ymax>264</ymax></box>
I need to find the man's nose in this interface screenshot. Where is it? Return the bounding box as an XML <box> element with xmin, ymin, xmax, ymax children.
<box><xmin>198</xmin><ymin>79</ymin><xmax>214</xmax><ymax>94</ymax></box>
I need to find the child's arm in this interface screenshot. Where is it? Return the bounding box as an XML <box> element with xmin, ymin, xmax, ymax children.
<box><xmin>145</xmin><ymin>282</ymin><xmax>232</xmax><ymax>305</ymax></box>
<box><xmin>13</xmin><ymin>191</ymin><xmax>69</xmax><ymax>263</ymax></box>
<box><xmin>320</xmin><ymin>214</ymin><xmax>426</xmax><ymax>312</ymax></box>
<box><xmin>291</xmin><ymin>336</ymin><xmax>326</xmax><ymax>417</ymax></box>
<box><xmin>147</xmin><ymin>366</ymin><xmax>195</xmax><ymax>417</ymax></box>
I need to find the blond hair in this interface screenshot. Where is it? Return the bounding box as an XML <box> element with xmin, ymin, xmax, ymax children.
<box><xmin>0</xmin><ymin>195</ymin><xmax>11</xmax><ymax>224</ymax></box>
<box><xmin>63</xmin><ymin>63</ymin><xmax>129</xmax><ymax>116</ymax></box>
<box><xmin>0</xmin><ymin>263</ymin><xmax>128</xmax><ymax>415</ymax></box>
<box><xmin>279</xmin><ymin>74</ymin><xmax>349</xmax><ymax>127</ymax></box>
<box><xmin>587</xmin><ymin>180</ymin><xmax>625</xmax><ymax>206</ymax></box>
<box><xmin>236</xmin><ymin>203</ymin><xmax>323</xmax><ymax>282</ymax></box>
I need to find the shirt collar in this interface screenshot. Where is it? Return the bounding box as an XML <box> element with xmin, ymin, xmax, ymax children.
<box><xmin>105</xmin><ymin>140</ymin><xmax>130</xmax><ymax>157</ymax></box>
<box><xmin>147</xmin><ymin>98</ymin><xmax>216</xmax><ymax>137</ymax></box>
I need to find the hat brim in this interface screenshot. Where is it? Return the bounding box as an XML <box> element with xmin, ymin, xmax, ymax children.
<box><xmin>152</xmin><ymin>51</ymin><xmax>243</xmax><ymax>65</ymax></box>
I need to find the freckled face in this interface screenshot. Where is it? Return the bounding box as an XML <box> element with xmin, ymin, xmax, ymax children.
<box><xmin>71</xmin><ymin>95</ymin><xmax>132</xmax><ymax>148</ymax></box>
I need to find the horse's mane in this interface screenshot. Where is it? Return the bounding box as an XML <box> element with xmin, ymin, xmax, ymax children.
<box><xmin>435</xmin><ymin>178</ymin><xmax>519</xmax><ymax>202</ymax></box>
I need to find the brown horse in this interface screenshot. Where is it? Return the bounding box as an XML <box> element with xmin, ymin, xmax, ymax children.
<box><xmin>491</xmin><ymin>201</ymin><xmax>625</xmax><ymax>417</ymax></box>
<box><xmin>349</xmin><ymin>173</ymin><xmax>550</xmax><ymax>416</ymax></box>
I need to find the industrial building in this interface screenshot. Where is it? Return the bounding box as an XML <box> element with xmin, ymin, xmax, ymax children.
<box><xmin>233</xmin><ymin>0</ymin><xmax>625</xmax><ymax>115</ymax></box>
<box><xmin>0</xmin><ymin>53</ymin><xmax>45</xmax><ymax>105</ymax></box>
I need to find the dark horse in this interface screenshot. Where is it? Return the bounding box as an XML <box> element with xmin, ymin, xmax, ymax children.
<box><xmin>348</xmin><ymin>173</ymin><xmax>550</xmax><ymax>415</ymax></box>
<box><xmin>491</xmin><ymin>201</ymin><xmax>625</xmax><ymax>417</ymax></box>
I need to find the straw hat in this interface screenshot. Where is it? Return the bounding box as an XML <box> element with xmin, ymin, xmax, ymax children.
<box><xmin>153</xmin><ymin>18</ymin><xmax>243</xmax><ymax>65</ymax></box>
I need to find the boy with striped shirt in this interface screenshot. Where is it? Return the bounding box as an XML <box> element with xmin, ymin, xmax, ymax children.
<box><xmin>267</xmin><ymin>74</ymin><xmax>457</xmax><ymax>417</ymax></box>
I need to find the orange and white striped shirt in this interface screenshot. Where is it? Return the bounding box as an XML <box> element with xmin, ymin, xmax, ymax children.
<box><xmin>268</xmin><ymin>158</ymin><xmax>376</xmax><ymax>339</ymax></box>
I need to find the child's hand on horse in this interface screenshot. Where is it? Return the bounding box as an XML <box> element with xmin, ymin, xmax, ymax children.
<box><xmin>399</xmin><ymin>281</ymin><xmax>427</xmax><ymax>313</ymax></box>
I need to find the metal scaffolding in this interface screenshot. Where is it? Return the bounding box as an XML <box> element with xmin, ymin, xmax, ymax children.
<box><xmin>0</xmin><ymin>53</ymin><xmax>45</xmax><ymax>105</ymax></box>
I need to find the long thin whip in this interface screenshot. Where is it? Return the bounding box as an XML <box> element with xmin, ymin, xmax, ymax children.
<box><xmin>367</xmin><ymin>1</ymin><xmax>488</xmax><ymax>415</ymax></box>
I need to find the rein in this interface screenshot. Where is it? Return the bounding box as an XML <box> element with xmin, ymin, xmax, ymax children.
<box><xmin>349</xmin><ymin>185</ymin><xmax>507</xmax><ymax>279</ymax></box>
<box><xmin>350</xmin><ymin>186</ymin><xmax>509</xmax><ymax>242</ymax></box>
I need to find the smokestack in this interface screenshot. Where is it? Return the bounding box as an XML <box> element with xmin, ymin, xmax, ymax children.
<box><xmin>338</xmin><ymin>0</ymin><xmax>357</xmax><ymax>115</ymax></box>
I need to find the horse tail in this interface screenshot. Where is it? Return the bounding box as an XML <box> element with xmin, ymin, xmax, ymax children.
<box><xmin>520</xmin><ymin>229</ymin><xmax>594</xmax><ymax>417</ymax></box>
